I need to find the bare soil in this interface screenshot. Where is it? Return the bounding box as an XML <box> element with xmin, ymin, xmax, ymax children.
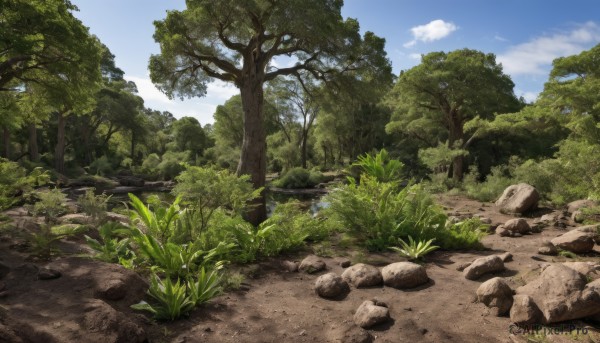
<box><xmin>1</xmin><ymin>194</ymin><xmax>599</xmax><ymax>343</ymax></box>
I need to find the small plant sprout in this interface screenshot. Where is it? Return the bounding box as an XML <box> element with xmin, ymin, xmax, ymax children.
<box><xmin>390</xmin><ymin>236</ymin><xmax>439</xmax><ymax>261</ymax></box>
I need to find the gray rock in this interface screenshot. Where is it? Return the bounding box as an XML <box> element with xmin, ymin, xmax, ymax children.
<box><xmin>476</xmin><ymin>277</ymin><xmax>513</xmax><ymax>316</ymax></box>
<box><xmin>572</xmin><ymin>224</ymin><xmax>600</xmax><ymax>244</ymax></box>
<box><xmin>563</xmin><ymin>262</ymin><xmax>600</xmax><ymax>280</ymax></box>
<box><xmin>456</xmin><ymin>262</ymin><xmax>472</xmax><ymax>272</ymax></box>
<box><xmin>95</xmin><ymin>279</ymin><xmax>128</xmax><ymax>301</ymax></box>
<box><xmin>495</xmin><ymin>183</ymin><xmax>540</xmax><ymax>214</ymax></box>
<box><xmin>496</xmin><ymin>225</ymin><xmax>510</xmax><ymax>237</ymax></box>
<box><xmin>381</xmin><ymin>262</ymin><xmax>429</xmax><ymax>289</ymax></box>
<box><xmin>353</xmin><ymin>300</ymin><xmax>390</xmax><ymax>329</ymax></box>
<box><xmin>499</xmin><ymin>252</ymin><xmax>513</xmax><ymax>262</ymax></box>
<box><xmin>551</xmin><ymin>230</ymin><xmax>596</xmax><ymax>253</ymax></box>
<box><xmin>338</xmin><ymin>259</ymin><xmax>352</xmax><ymax>268</ymax></box>
<box><xmin>538</xmin><ymin>241</ymin><xmax>558</xmax><ymax>256</ymax></box>
<box><xmin>282</xmin><ymin>260</ymin><xmax>299</xmax><ymax>272</ymax></box>
<box><xmin>299</xmin><ymin>255</ymin><xmax>326</xmax><ymax>274</ymax></box>
<box><xmin>510</xmin><ymin>294</ymin><xmax>542</xmax><ymax>325</ymax></box>
<box><xmin>58</xmin><ymin>213</ymin><xmax>91</xmax><ymax>225</ymax></box>
<box><xmin>340</xmin><ymin>326</ymin><xmax>373</xmax><ymax>343</ymax></box>
<box><xmin>37</xmin><ymin>268</ymin><xmax>61</xmax><ymax>280</ymax></box>
<box><xmin>341</xmin><ymin>263</ymin><xmax>382</xmax><ymax>288</ymax></box>
<box><xmin>463</xmin><ymin>255</ymin><xmax>505</xmax><ymax>280</ymax></box>
<box><xmin>504</xmin><ymin>218</ymin><xmax>531</xmax><ymax>234</ymax></box>
<box><xmin>315</xmin><ymin>273</ymin><xmax>349</xmax><ymax>298</ymax></box>
<box><xmin>567</xmin><ymin>199</ymin><xmax>598</xmax><ymax>214</ymax></box>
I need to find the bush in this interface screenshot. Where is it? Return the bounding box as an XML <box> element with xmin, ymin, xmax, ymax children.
<box><xmin>77</xmin><ymin>188</ymin><xmax>111</xmax><ymax>225</ymax></box>
<box><xmin>89</xmin><ymin>155</ymin><xmax>114</xmax><ymax>176</ymax></box>
<box><xmin>0</xmin><ymin>159</ymin><xmax>50</xmax><ymax>210</ymax></box>
<box><xmin>353</xmin><ymin>149</ymin><xmax>403</xmax><ymax>182</ymax></box>
<box><xmin>157</xmin><ymin>151</ymin><xmax>188</xmax><ymax>180</ymax></box>
<box><xmin>273</xmin><ymin>167</ymin><xmax>324</xmax><ymax>189</ymax></box>
<box><xmin>31</xmin><ymin>188</ymin><xmax>68</xmax><ymax>223</ymax></box>
<box><xmin>463</xmin><ymin>165</ymin><xmax>513</xmax><ymax>202</ymax></box>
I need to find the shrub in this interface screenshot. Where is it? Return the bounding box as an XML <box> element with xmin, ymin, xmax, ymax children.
<box><xmin>0</xmin><ymin>159</ymin><xmax>50</xmax><ymax>210</ymax></box>
<box><xmin>390</xmin><ymin>236</ymin><xmax>439</xmax><ymax>261</ymax></box>
<box><xmin>157</xmin><ymin>151</ymin><xmax>188</xmax><ymax>180</ymax></box>
<box><xmin>353</xmin><ymin>149</ymin><xmax>404</xmax><ymax>182</ymax></box>
<box><xmin>463</xmin><ymin>165</ymin><xmax>513</xmax><ymax>202</ymax></box>
<box><xmin>31</xmin><ymin>188</ymin><xmax>68</xmax><ymax>223</ymax></box>
<box><xmin>273</xmin><ymin>167</ymin><xmax>324</xmax><ymax>189</ymax></box>
<box><xmin>85</xmin><ymin>222</ymin><xmax>132</xmax><ymax>263</ymax></box>
<box><xmin>77</xmin><ymin>188</ymin><xmax>111</xmax><ymax>225</ymax></box>
<box><xmin>89</xmin><ymin>155</ymin><xmax>114</xmax><ymax>176</ymax></box>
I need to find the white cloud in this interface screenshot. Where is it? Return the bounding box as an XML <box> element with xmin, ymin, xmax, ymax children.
<box><xmin>125</xmin><ymin>75</ymin><xmax>238</xmax><ymax>125</ymax></box>
<box><xmin>404</xmin><ymin>20</ymin><xmax>458</xmax><ymax>48</ymax></box>
<box><xmin>409</xmin><ymin>53</ymin><xmax>422</xmax><ymax>60</ymax></box>
<box><xmin>516</xmin><ymin>90</ymin><xmax>539</xmax><ymax>103</ymax></box>
<box><xmin>494</xmin><ymin>35</ymin><xmax>508</xmax><ymax>42</ymax></box>
<box><xmin>498</xmin><ymin>21</ymin><xmax>600</xmax><ymax>76</ymax></box>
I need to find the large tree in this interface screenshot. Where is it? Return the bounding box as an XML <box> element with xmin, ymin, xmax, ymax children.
<box><xmin>386</xmin><ymin>49</ymin><xmax>522</xmax><ymax>180</ymax></box>
<box><xmin>149</xmin><ymin>0</ymin><xmax>389</xmax><ymax>224</ymax></box>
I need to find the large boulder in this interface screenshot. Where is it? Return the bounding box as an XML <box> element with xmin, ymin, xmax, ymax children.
<box><xmin>495</xmin><ymin>183</ymin><xmax>540</xmax><ymax>214</ymax></box>
<box><xmin>515</xmin><ymin>264</ymin><xmax>600</xmax><ymax>324</ymax></box>
<box><xmin>463</xmin><ymin>255</ymin><xmax>505</xmax><ymax>280</ymax></box>
<box><xmin>563</xmin><ymin>262</ymin><xmax>600</xmax><ymax>281</ymax></box>
<box><xmin>572</xmin><ymin>224</ymin><xmax>600</xmax><ymax>244</ymax></box>
<box><xmin>381</xmin><ymin>262</ymin><xmax>429</xmax><ymax>289</ymax></box>
<box><xmin>537</xmin><ymin>241</ymin><xmax>558</xmax><ymax>256</ymax></box>
<box><xmin>476</xmin><ymin>277</ymin><xmax>513</xmax><ymax>316</ymax></box>
<box><xmin>353</xmin><ymin>300</ymin><xmax>390</xmax><ymax>329</ymax></box>
<box><xmin>341</xmin><ymin>264</ymin><xmax>382</xmax><ymax>288</ymax></box>
<box><xmin>299</xmin><ymin>255</ymin><xmax>326</xmax><ymax>274</ymax></box>
<box><xmin>551</xmin><ymin>230</ymin><xmax>596</xmax><ymax>254</ymax></box>
<box><xmin>567</xmin><ymin>199</ymin><xmax>598</xmax><ymax>214</ymax></box>
<box><xmin>510</xmin><ymin>294</ymin><xmax>542</xmax><ymax>325</ymax></box>
<box><xmin>315</xmin><ymin>273</ymin><xmax>349</xmax><ymax>298</ymax></box>
<box><xmin>83</xmin><ymin>300</ymin><xmax>147</xmax><ymax>343</ymax></box>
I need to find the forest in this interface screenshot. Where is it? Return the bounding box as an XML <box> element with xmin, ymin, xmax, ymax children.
<box><xmin>1</xmin><ymin>1</ymin><xmax>600</xmax><ymax>342</ymax></box>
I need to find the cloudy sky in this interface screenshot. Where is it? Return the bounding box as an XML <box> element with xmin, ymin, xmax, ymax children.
<box><xmin>71</xmin><ymin>0</ymin><xmax>600</xmax><ymax>124</ymax></box>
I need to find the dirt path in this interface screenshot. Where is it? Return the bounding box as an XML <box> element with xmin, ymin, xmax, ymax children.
<box><xmin>1</xmin><ymin>195</ymin><xmax>599</xmax><ymax>343</ymax></box>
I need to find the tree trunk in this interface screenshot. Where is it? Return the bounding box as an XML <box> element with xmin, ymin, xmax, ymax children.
<box><xmin>448</xmin><ymin>113</ymin><xmax>465</xmax><ymax>181</ymax></box>
<box><xmin>28</xmin><ymin>123</ymin><xmax>39</xmax><ymax>162</ymax></box>
<box><xmin>55</xmin><ymin>112</ymin><xmax>66</xmax><ymax>173</ymax></box>
<box><xmin>300</xmin><ymin>132</ymin><xmax>308</xmax><ymax>169</ymax></box>
<box><xmin>237</xmin><ymin>78</ymin><xmax>267</xmax><ymax>226</ymax></box>
<box><xmin>2</xmin><ymin>126</ymin><xmax>9</xmax><ymax>159</ymax></box>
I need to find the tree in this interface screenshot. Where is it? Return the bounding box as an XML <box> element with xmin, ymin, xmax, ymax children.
<box><xmin>386</xmin><ymin>49</ymin><xmax>522</xmax><ymax>180</ymax></box>
<box><xmin>171</xmin><ymin>117</ymin><xmax>208</xmax><ymax>157</ymax></box>
<box><xmin>149</xmin><ymin>0</ymin><xmax>390</xmax><ymax>224</ymax></box>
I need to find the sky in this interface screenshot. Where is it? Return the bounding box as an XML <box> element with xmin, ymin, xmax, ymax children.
<box><xmin>71</xmin><ymin>0</ymin><xmax>600</xmax><ymax>125</ymax></box>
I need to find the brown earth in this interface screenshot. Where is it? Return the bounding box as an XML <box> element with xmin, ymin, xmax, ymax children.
<box><xmin>1</xmin><ymin>194</ymin><xmax>599</xmax><ymax>343</ymax></box>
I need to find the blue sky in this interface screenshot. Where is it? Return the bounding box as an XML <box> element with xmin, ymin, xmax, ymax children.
<box><xmin>71</xmin><ymin>0</ymin><xmax>600</xmax><ymax>125</ymax></box>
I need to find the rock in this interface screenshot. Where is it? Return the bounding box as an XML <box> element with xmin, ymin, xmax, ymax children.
<box><xmin>118</xmin><ymin>176</ymin><xmax>145</xmax><ymax>187</ymax></box>
<box><xmin>572</xmin><ymin>224</ymin><xmax>600</xmax><ymax>244</ymax></box>
<box><xmin>495</xmin><ymin>225</ymin><xmax>510</xmax><ymax>237</ymax></box>
<box><xmin>0</xmin><ymin>281</ymin><xmax>5</xmax><ymax>292</ymax></box>
<box><xmin>83</xmin><ymin>300</ymin><xmax>146</xmax><ymax>343</ymax></box>
<box><xmin>495</xmin><ymin>183</ymin><xmax>540</xmax><ymax>214</ymax></box>
<box><xmin>512</xmin><ymin>232</ymin><xmax>523</xmax><ymax>237</ymax></box>
<box><xmin>476</xmin><ymin>277</ymin><xmax>513</xmax><ymax>316</ymax></box>
<box><xmin>58</xmin><ymin>213</ymin><xmax>91</xmax><ymax>225</ymax></box>
<box><xmin>563</xmin><ymin>262</ymin><xmax>600</xmax><ymax>280</ymax></box>
<box><xmin>282</xmin><ymin>260</ymin><xmax>299</xmax><ymax>273</ymax></box>
<box><xmin>299</xmin><ymin>255</ymin><xmax>326</xmax><ymax>274</ymax></box>
<box><xmin>567</xmin><ymin>199</ymin><xmax>598</xmax><ymax>214</ymax></box>
<box><xmin>510</xmin><ymin>294</ymin><xmax>542</xmax><ymax>325</ymax></box>
<box><xmin>504</xmin><ymin>218</ymin><xmax>531</xmax><ymax>234</ymax></box>
<box><xmin>456</xmin><ymin>262</ymin><xmax>472</xmax><ymax>272</ymax></box>
<box><xmin>499</xmin><ymin>252</ymin><xmax>513</xmax><ymax>262</ymax></box>
<box><xmin>315</xmin><ymin>273</ymin><xmax>349</xmax><ymax>298</ymax></box>
<box><xmin>538</xmin><ymin>241</ymin><xmax>558</xmax><ymax>256</ymax></box>
<box><xmin>0</xmin><ymin>262</ymin><xmax>9</xmax><ymax>279</ymax></box>
<box><xmin>105</xmin><ymin>212</ymin><xmax>130</xmax><ymax>224</ymax></box>
<box><xmin>338</xmin><ymin>259</ymin><xmax>352</xmax><ymax>268</ymax></box>
<box><xmin>551</xmin><ymin>230</ymin><xmax>596</xmax><ymax>254</ymax></box>
<box><xmin>37</xmin><ymin>268</ymin><xmax>61</xmax><ymax>280</ymax></box>
<box><xmin>340</xmin><ymin>326</ymin><xmax>373</xmax><ymax>343</ymax></box>
<box><xmin>463</xmin><ymin>256</ymin><xmax>505</xmax><ymax>280</ymax></box>
<box><xmin>381</xmin><ymin>262</ymin><xmax>429</xmax><ymax>289</ymax></box>
<box><xmin>353</xmin><ymin>300</ymin><xmax>390</xmax><ymax>329</ymax></box>
<box><xmin>341</xmin><ymin>264</ymin><xmax>382</xmax><ymax>288</ymax></box>
<box><xmin>515</xmin><ymin>264</ymin><xmax>600</xmax><ymax>324</ymax></box>
<box><xmin>572</xmin><ymin>210</ymin><xmax>584</xmax><ymax>223</ymax></box>
<box><xmin>95</xmin><ymin>279</ymin><xmax>128</xmax><ymax>301</ymax></box>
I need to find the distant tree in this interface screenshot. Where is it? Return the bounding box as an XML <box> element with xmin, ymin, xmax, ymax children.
<box><xmin>171</xmin><ymin>117</ymin><xmax>208</xmax><ymax>158</ymax></box>
<box><xmin>386</xmin><ymin>49</ymin><xmax>522</xmax><ymax>180</ymax></box>
<box><xmin>149</xmin><ymin>0</ymin><xmax>390</xmax><ymax>224</ymax></box>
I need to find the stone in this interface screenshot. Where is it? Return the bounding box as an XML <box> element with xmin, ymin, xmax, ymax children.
<box><xmin>58</xmin><ymin>213</ymin><xmax>91</xmax><ymax>225</ymax></box>
<box><xmin>456</xmin><ymin>262</ymin><xmax>472</xmax><ymax>272</ymax></box>
<box><xmin>83</xmin><ymin>300</ymin><xmax>147</xmax><ymax>343</ymax></box>
<box><xmin>463</xmin><ymin>255</ymin><xmax>505</xmax><ymax>280</ymax></box>
<box><xmin>299</xmin><ymin>255</ymin><xmax>326</xmax><ymax>274</ymax></box>
<box><xmin>499</xmin><ymin>252</ymin><xmax>513</xmax><ymax>262</ymax></box>
<box><xmin>510</xmin><ymin>294</ymin><xmax>542</xmax><ymax>325</ymax></box>
<box><xmin>353</xmin><ymin>300</ymin><xmax>390</xmax><ymax>329</ymax></box>
<box><xmin>338</xmin><ymin>259</ymin><xmax>352</xmax><ymax>268</ymax></box>
<box><xmin>496</xmin><ymin>225</ymin><xmax>510</xmax><ymax>237</ymax></box>
<box><xmin>572</xmin><ymin>210</ymin><xmax>584</xmax><ymax>223</ymax></box>
<box><xmin>381</xmin><ymin>262</ymin><xmax>429</xmax><ymax>289</ymax></box>
<box><xmin>476</xmin><ymin>277</ymin><xmax>513</xmax><ymax>316</ymax></box>
<box><xmin>282</xmin><ymin>260</ymin><xmax>299</xmax><ymax>273</ymax></box>
<box><xmin>95</xmin><ymin>279</ymin><xmax>128</xmax><ymax>301</ymax></box>
<box><xmin>538</xmin><ymin>241</ymin><xmax>558</xmax><ymax>256</ymax></box>
<box><xmin>572</xmin><ymin>224</ymin><xmax>600</xmax><ymax>244</ymax></box>
<box><xmin>341</xmin><ymin>264</ymin><xmax>382</xmax><ymax>288</ymax></box>
<box><xmin>37</xmin><ymin>268</ymin><xmax>61</xmax><ymax>280</ymax></box>
<box><xmin>118</xmin><ymin>176</ymin><xmax>145</xmax><ymax>187</ymax></box>
<box><xmin>567</xmin><ymin>199</ymin><xmax>598</xmax><ymax>214</ymax></box>
<box><xmin>495</xmin><ymin>183</ymin><xmax>540</xmax><ymax>214</ymax></box>
<box><xmin>504</xmin><ymin>218</ymin><xmax>531</xmax><ymax>234</ymax></box>
<box><xmin>551</xmin><ymin>230</ymin><xmax>596</xmax><ymax>254</ymax></box>
<box><xmin>0</xmin><ymin>262</ymin><xmax>9</xmax><ymax>279</ymax></box>
<box><xmin>315</xmin><ymin>273</ymin><xmax>349</xmax><ymax>298</ymax></box>
<box><xmin>515</xmin><ymin>264</ymin><xmax>600</xmax><ymax>324</ymax></box>
<box><xmin>340</xmin><ymin>326</ymin><xmax>373</xmax><ymax>343</ymax></box>
<box><xmin>105</xmin><ymin>212</ymin><xmax>130</xmax><ymax>224</ymax></box>
<box><xmin>563</xmin><ymin>262</ymin><xmax>600</xmax><ymax>280</ymax></box>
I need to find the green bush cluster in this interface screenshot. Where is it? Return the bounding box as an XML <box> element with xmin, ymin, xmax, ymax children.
<box><xmin>0</xmin><ymin>159</ymin><xmax>51</xmax><ymax>210</ymax></box>
<box><xmin>272</xmin><ymin>167</ymin><xmax>324</xmax><ymax>189</ymax></box>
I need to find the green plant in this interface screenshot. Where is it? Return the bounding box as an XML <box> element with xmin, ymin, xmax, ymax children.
<box><xmin>85</xmin><ymin>222</ymin><xmax>132</xmax><ymax>262</ymax></box>
<box><xmin>463</xmin><ymin>165</ymin><xmax>513</xmax><ymax>202</ymax></box>
<box><xmin>89</xmin><ymin>155</ymin><xmax>114</xmax><ymax>176</ymax></box>
<box><xmin>558</xmin><ymin>250</ymin><xmax>578</xmax><ymax>259</ymax></box>
<box><xmin>31</xmin><ymin>188</ymin><xmax>68</xmax><ymax>223</ymax></box>
<box><xmin>187</xmin><ymin>267</ymin><xmax>222</xmax><ymax>305</ymax></box>
<box><xmin>222</xmin><ymin>271</ymin><xmax>245</xmax><ymax>291</ymax></box>
<box><xmin>128</xmin><ymin>193</ymin><xmax>180</xmax><ymax>243</ymax></box>
<box><xmin>390</xmin><ymin>236</ymin><xmax>439</xmax><ymax>261</ymax></box>
<box><xmin>77</xmin><ymin>188</ymin><xmax>111</xmax><ymax>224</ymax></box>
<box><xmin>0</xmin><ymin>159</ymin><xmax>48</xmax><ymax>210</ymax></box>
<box><xmin>353</xmin><ymin>148</ymin><xmax>403</xmax><ymax>182</ymax></box>
<box><xmin>29</xmin><ymin>224</ymin><xmax>87</xmax><ymax>257</ymax></box>
<box><xmin>272</xmin><ymin>167</ymin><xmax>324</xmax><ymax>189</ymax></box>
<box><xmin>131</xmin><ymin>274</ymin><xmax>196</xmax><ymax>321</ymax></box>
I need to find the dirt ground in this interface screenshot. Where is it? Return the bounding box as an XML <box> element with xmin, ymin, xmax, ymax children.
<box><xmin>1</xmin><ymin>194</ymin><xmax>599</xmax><ymax>343</ymax></box>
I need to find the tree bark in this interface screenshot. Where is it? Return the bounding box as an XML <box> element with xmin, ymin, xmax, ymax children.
<box><xmin>2</xmin><ymin>126</ymin><xmax>9</xmax><ymax>159</ymax></box>
<box><xmin>448</xmin><ymin>112</ymin><xmax>465</xmax><ymax>181</ymax></box>
<box><xmin>237</xmin><ymin>77</ymin><xmax>267</xmax><ymax>226</ymax></box>
<box><xmin>28</xmin><ymin>122</ymin><xmax>39</xmax><ymax>162</ymax></box>
<box><xmin>300</xmin><ymin>132</ymin><xmax>308</xmax><ymax>169</ymax></box>
<box><xmin>55</xmin><ymin>112</ymin><xmax>66</xmax><ymax>173</ymax></box>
